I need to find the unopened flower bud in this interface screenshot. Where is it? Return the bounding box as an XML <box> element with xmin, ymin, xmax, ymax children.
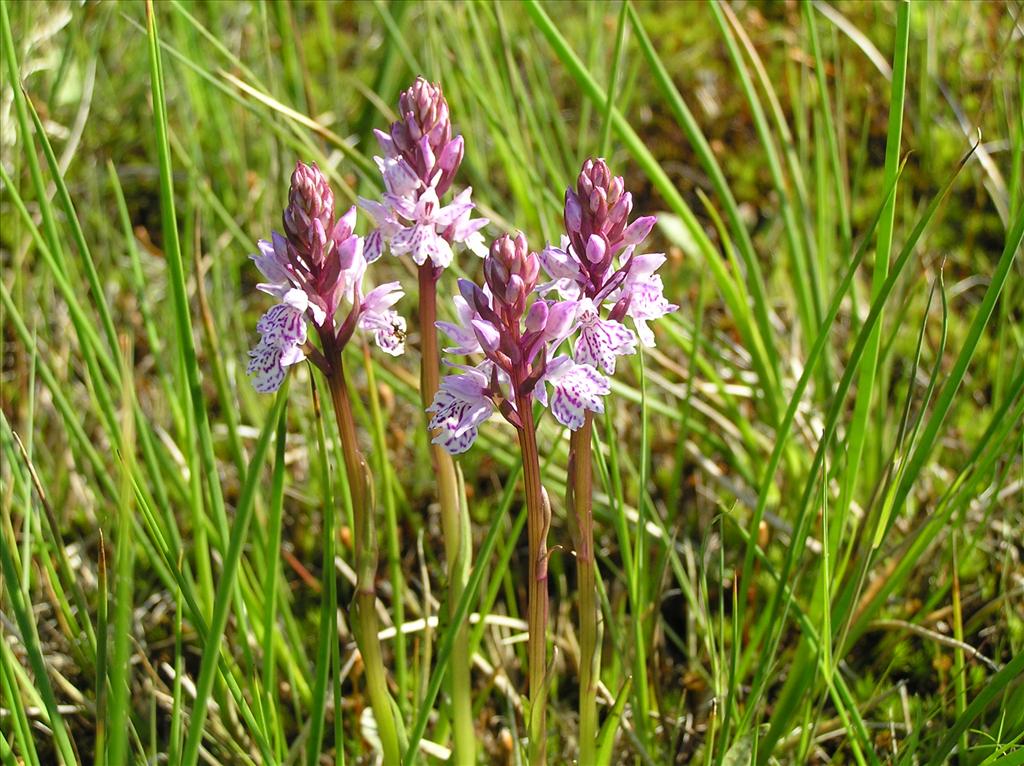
<box><xmin>608</xmin><ymin>292</ymin><xmax>632</xmax><ymax>322</ymax></box>
<box><xmin>585</xmin><ymin>234</ymin><xmax>607</xmax><ymax>265</ymax></box>
<box><xmin>334</xmin><ymin>231</ymin><xmax>361</xmax><ymax>272</ymax></box>
<box><xmin>563</xmin><ymin>158</ymin><xmax>656</xmax><ymax>291</ymax></box>
<box><xmin>607</xmin><ymin>175</ymin><xmax>624</xmax><ymax>207</ymax></box>
<box><xmin>487</xmin><ymin>233</ymin><xmax>537</xmax><ymax>307</ymax></box>
<box><xmin>622</xmin><ymin>214</ymin><xmax>656</xmax><ymax>247</ymax></box>
<box><xmin>438</xmin><ymin>135</ymin><xmax>464</xmax><ymax>173</ymax></box>
<box><xmin>607</xmin><ymin>191</ymin><xmax>632</xmax><ymax>241</ymax></box>
<box><xmin>400</xmin><ymin>78</ymin><xmax>448</xmax><ymax>139</ymax></box>
<box><xmin>483</xmin><ymin>257</ymin><xmax>510</xmax><ymax>297</ymax></box>
<box><xmin>525</xmin><ymin>300</ymin><xmax>548</xmax><ymax>333</ymax></box>
<box><xmin>505</xmin><ymin>274</ymin><xmax>525</xmax><ymax>308</ymax></box>
<box><xmin>389</xmin><ymin>77</ymin><xmax>462</xmax><ymax>195</ymax></box>
<box><xmin>491</xmin><ymin>233</ymin><xmax>519</xmax><ymax>269</ymax></box>
<box><xmin>284</xmin><ymin>162</ymin><xmax>334</xmax><ymax>258</ymax></box>
<box><xmin>564</xmin><ymin>190</ymin><xmax>582</xmax><ymax>234</ymax></box>
<box><xmin>458</xmin><ymin>278</ymin><xmax>490</xmax><ymax>315</ymax></box>
<box><xmin>610</xmin><ymin>189</ymin><xmax>631</xmax><ymax>220</ymax></box>
<box><xmin>332</xmin><ymin>206</ymin><xmax>358</xmax><ymax>243</ymax></box>
<box><xmin>520</xmin><ymin>251</ymin><xmax>540</xmax><ymax>289</ymax></box>
<box><xmin>471</xmin><ymin>319</ymin><xmax>501</xmax><ymax>354</ymax></box>
<box><xmin>543</xmin><ymin>300</ymin><xmax>577</xmax><ymax>340</ymax></box>
<box><xmin>577</xmin><ymin>159</ymin><xmax>596</xmax><ymax>197</ymax></box>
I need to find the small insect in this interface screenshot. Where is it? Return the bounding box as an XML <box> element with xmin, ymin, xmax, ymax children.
<box><xmin>389</xmin><ymin>317</ymin><xmax>407</xmax><ymax>346</ymax></box>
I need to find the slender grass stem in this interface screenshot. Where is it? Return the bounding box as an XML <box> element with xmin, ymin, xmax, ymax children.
<box><xmin>836</xmin><ymin>0</ymin><xmax>910</xmax><ymax>551</ymax></box>
<box><xmin>107</xmin><ymin>341</ymin><xmax>137</xmax><ymax>766</ymax></box>
<box><xmin>262</xmin><ymin>413</ymin><xmax>288</xmax><ymax>761</ymax></box>
<box><xmin>418</xmin><ymin>264</ymin><xmax>475</xmax><ymax>764</ymax></box>
<box><xmin>629</xmin><ymin>349</ymin><xmax>652</xmax><ymax>747</ymax></box>
<box><xmin>178</xmin><ymin>383</ymin><xmax>288</xmax><ymax>766</ymax></box>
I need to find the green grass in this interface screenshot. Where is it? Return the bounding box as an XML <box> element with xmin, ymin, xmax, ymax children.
<box><xmin>1</xmin><ymin>1</ymin><xmax>1022</xmax><ymax>764</ymax></box>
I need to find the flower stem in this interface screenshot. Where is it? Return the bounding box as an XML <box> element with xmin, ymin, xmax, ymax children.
<box><xmin>514</xmin><ymin>391</ymin><xmax>550</xmax><ymax>766</ymax></box>
<box><xmin>324</xmin><ymin>357</ymin><xmax>402</xmax><ymax>765</ymax></box>
<box><xmin>418</xmin><ymin>264</ymin><xmax>475</xmax><ymax>764</ymax></box>
<box><xmin>569</xmin><ymin>412</ymin><xmax>599</xmax><ymax>764</ymax></box>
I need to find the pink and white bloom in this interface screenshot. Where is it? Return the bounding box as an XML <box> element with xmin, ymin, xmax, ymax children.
<box><xmin>426</xmin><ymin>363</ymin><xmax>497</xmax><ymax>454</ymax></box>
<box><xmin>535</xmin><ymin>355</ymin><xmax>610</xmax><ymax>431</ymax></box>
<box><xmin>360</xmin><ymin>198</ymin><xmax>403</xmax><ymax>264</ymax></box>
<box><xmin>427</xmin><ymin>232</ymin><xmax>611</xmax><ymax>455</ymax></box>
<box><xmin>386</xmin><ymin>187</ymin><xmax>470</xmax><ymax>269</ymax></box>
<box><xmin>357</xmin><ymin>282</ymin><xmax>407</xmax><ymax>356</ymax></box>
<box><xmin>360</xmin><ymin>77</ymin><xmax>487</xmax><ymax>272</ymax></box>
<box><xmin>573</xmin><ymin>299</ymin><xmax>637</xmax><ymax>374</ymax></box>
<box><xmin>537</xmin><ymin>236</ymin><xmax>584</xmax><ymax>301</ymax></box>
<box><xmin>248</xmin><ymin>162</ymin><xmax>406</xmax><ymax>392</ymax></box>
<box><xmin>442</xmin><ymin>197</ymin><xmax>488</xmax><ymax>258</ymax></box>
<box><xmin>247</xmin><ymin>289</ymin><xmax>310</xmax><ymax>393</ymax></box>
<box><xmin>539</xmin><ymin>158</ymin><xmax>676</xmax><ymax>357</ymax></box>
<box><xmin>436</xmin><ymin>294</ymin><xmax>484</xmax><ymax>355</ymax></box>
<box><xmin>376</xmin><ymin>154</ymin><xmax>420</xmax><ymax>198</ymax></box>
<box><xmin>360</xmin><ymin>185</ymin><xmax>486</xmax><ymax>270</ymax></box>
<box><xmin>619</xmin><ymin>271</ymin><xmax>676</xmax><ymax>347</ymax></box>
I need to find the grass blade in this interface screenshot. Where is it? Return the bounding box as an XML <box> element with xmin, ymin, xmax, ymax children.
<box><xmin>178</xmin><ymin>383</ymin><xmax>289</xmax><ymax>766</ymax></box>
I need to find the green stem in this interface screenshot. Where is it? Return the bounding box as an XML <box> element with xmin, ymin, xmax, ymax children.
<box><xmin>514</xmin><ymin>391</ymin><xmax>550</xmax><ymax>766</ymax></box>
<box><xmin>307</xmin><ymin>379</ymin><xmax>339</xmax><ymax>766</ymax></box>
<box><xmin>324</xmin><ymin>357</ymin><xmax>402</xmax><ymax>765</ymax></box>
<box><xmin>568</xmin><ymin>413</ymin><xmax>598</xmax><ymax>765</ymax></box>
<box><xmin>418</xmin><ymin>264</ymin><xmax>475</xmax><ymax>763</ymax></box>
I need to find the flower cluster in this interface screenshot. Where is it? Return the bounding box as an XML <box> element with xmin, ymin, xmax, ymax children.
<box><xmin>359</xmin><ymin>77</ymin><xmax>487</xmax><ymax>271</ymax></box>
<box><xmin>427</xmin><ymin>233</ymin><xmax>610</xmax><ymax>454</ymax></box>
<box><xmin>248</xmin><ymin>162</ymin><xmax>405</xmax><ymax>392</ymax></box>
<box><xmin>540</xmin><ymin>158</ymin><xmax>676</xmax><ymax>370</ymax></box>
<box><xmin>243</xmin><ymin>77</ymin><xmax>681</xmax><ymax>766</ymax></box>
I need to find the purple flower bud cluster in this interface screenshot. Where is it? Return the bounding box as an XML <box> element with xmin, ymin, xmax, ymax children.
<box><xmin>564</xmin><ymin>159</ymin><xmax>657</xmax><ymax>295</ymax></box>
<box><xmin>427</xmin><ymin>233</ymin><xmax>609</xmax><ymax>454</ymax></box>
<box><xmin>283</xmin><ymin>160</ymin><xmax>335</xmax><ymax>257</ymax></box>
<box><xmin>248</xmin><ymin>162</ymin><xmax>406</xmax><ymax>392</ymax></box>
<box><xmin>382</xmin><ymin>77</ymin><xmax>464</xmax><ymax>198</ymax></box>
<box><xmin>483</xmin><ymin>232</ymin><xmax>542</xmax><ymax>318</ymax></box>
<box><xmin>540</xmin><ymin>158</ymin><xmax>676</xmax><ymax>368</ymax></box>
<box><xmin>360</xmin><ymin>78</ymin><xmax>487</xmax><ymax>271</ymax></box>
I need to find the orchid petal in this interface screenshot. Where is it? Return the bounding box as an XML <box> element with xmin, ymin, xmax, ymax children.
<box><xmin>574</xmin><ymin>309</ymin><xmax>636</xmax><ymax>374</ymax></box>
<box><xmin>358</xmin><ymin>308</ymin><xmax>406</xmax><ymax>356</ymax></box>
<box><xmin>541</xmin><ymin>358</ymin><xmax>610</xmax><ymax>430</ymax></box>
<box><xmin>426</xmin><ymin>365</ymin><xmax>495</xmax><ymax>454</ymax></box>
<box><xmin>364</xmin><ymin>229</ymin><xmax>385</xmax><ymax>263</ymax></box>
<box><xmin>622</xmin><ymin>215</ymin><xmax>657</xmax><ymax>246</ymax></box>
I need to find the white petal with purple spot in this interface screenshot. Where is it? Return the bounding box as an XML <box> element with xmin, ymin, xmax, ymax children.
<box><xmin>574</xmin><ymin>303</ymin><xmax>636</xmax><ymax>374</ymax></box>
<box><xmin>539</xmin><ymin>356</ymin><xmax>610</xmax><ymax>431</ymax></box>
<box><xmin>426</xmin><ymin>365</ymin><xmax>495</xmax><ymax>454</ymax></box>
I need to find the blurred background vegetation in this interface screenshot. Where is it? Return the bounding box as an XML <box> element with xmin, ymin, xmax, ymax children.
<box><xmin>1</xmin><ymin>1</ymin><xmax>1022</xmax><ymax>764</ymax></box>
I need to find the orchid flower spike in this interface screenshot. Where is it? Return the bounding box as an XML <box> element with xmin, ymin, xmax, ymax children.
<box><xmin>247</xmin><ymin>161</ymin><xmax>406</xmax><ymax>392</ymax></box>
<box><xmin>539</xmin><ymin>157</ymin><xmax>677</xmax><ymax>370</ymax></box>
<box><xmin>426</xmin><ymin>232</ymin><xmax>610</xmax><ymax>454</ymax></box>
<box><xmin>359</xmin><ymin>77</ymin><xmax>488</xmax><ymax>273</ymax></box>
